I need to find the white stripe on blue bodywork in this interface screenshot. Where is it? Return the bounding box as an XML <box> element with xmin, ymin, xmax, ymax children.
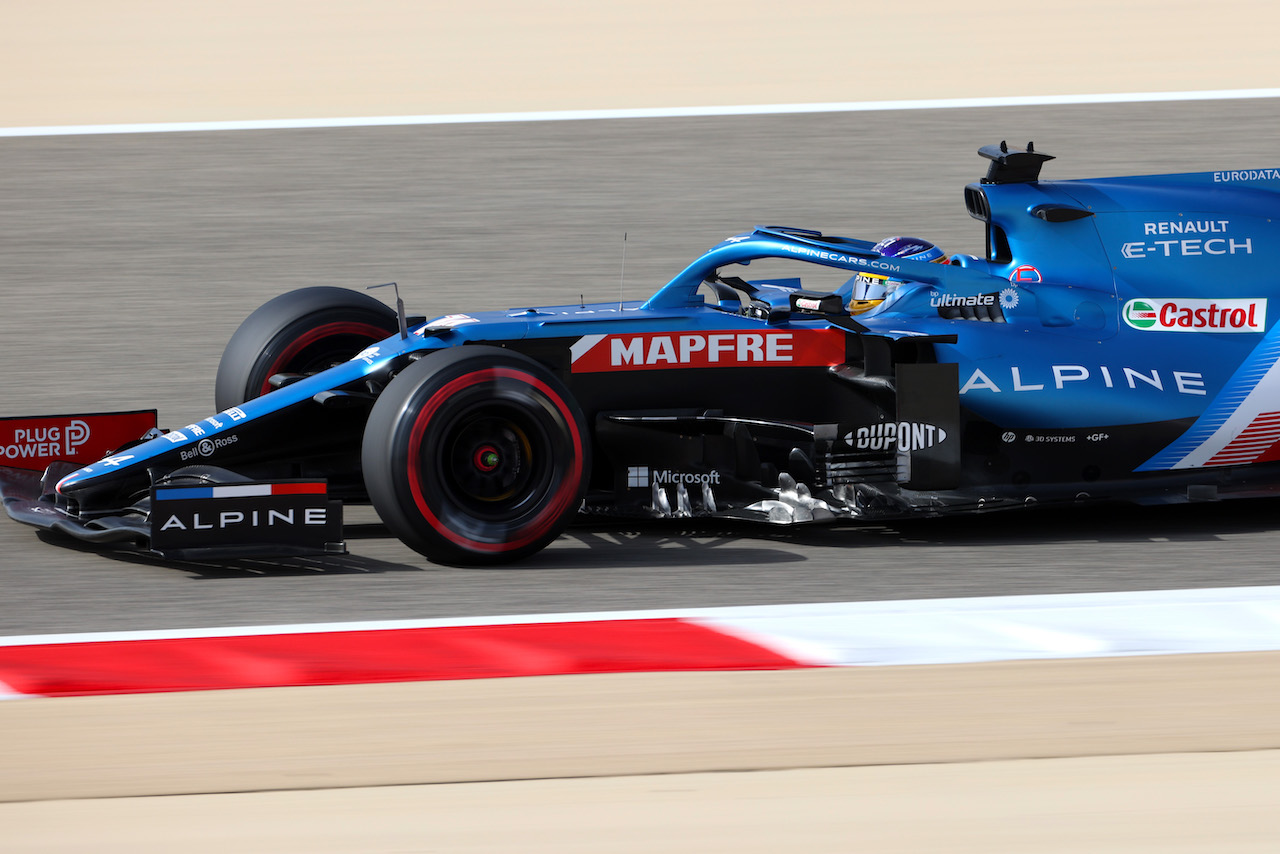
<box><xmin>1138</xmin><ymin>323</ymin><xmax>1280</xmax><ymax>470</ymax></box>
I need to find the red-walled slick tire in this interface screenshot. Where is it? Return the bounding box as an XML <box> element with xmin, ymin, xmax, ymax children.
<box><xmin>215</xmin><ymin>287</ymin><xmax>398</xmax><ymax>411</ymax></box>
<box><xmin>361</xmin><ymin>346</ymin><xmax>590</xmax><ymax>566</ymax></box>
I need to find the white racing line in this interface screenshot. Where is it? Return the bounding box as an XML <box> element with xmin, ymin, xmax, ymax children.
<box><xmin>2</xmin><ymin>88</ymin><xmax>1279</xmax><ymax>137</ymax></box>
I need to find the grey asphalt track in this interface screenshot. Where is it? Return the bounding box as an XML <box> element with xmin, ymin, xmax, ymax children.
<box><xmin>3</xmin><ymin>99</ymin><xmax>1280</xmax><ymax>635</ymax></box>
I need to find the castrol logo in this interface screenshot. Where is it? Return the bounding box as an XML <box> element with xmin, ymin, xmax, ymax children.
<box><xmin>1123</xmin><ymin>298</ymin><xmax>1266</xmax><ymax>333</ymax></box>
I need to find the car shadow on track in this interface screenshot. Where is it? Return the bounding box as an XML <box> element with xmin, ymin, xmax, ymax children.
<box><xmin>544</xmin><ymin>496</ymin><xmax>1280</xmax><ymax>563</ymax></box>
<box><xmin>509</xmin><ymin>525</ymin><xmax>812</xmax><ymax>572</ymax></box>
<box><xmin>35</xmin><ymin>526</ymin><xmax>421</xmax><ymax>578</ymax></box>
<box><xmin>36</xmin><ymin>519</ymin><xmax>815</xmax><ymax>577</ymax></box>
<box><xmin>32</xmin><ymin>497</ymin><xmax>1280</xmax><ymax>577</ymax></box>
<box><xmin>853</xmin><ymin>497</ymin><xmax>1280</xmax><ymax>547</ymax></box>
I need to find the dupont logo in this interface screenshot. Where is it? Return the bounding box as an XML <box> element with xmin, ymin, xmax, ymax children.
<box><xmin>844</xmin><ymin>421</ymin><xmax>948</xmax><ymax>453</ymax></box>
<box><xmin>1123</xmin><ymin>298</ymin><xmax>1266</xmax><ymax>333</ymax></box>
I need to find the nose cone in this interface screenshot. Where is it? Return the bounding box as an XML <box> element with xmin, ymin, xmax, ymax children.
<box><xmin>55</xmin><ymin>432</ymin><xmax>170</xmax><ymax>507</ymax></box>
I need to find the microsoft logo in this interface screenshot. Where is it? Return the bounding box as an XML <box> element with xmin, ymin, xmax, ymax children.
<box><xmin>626</xmin><ymin>466</ymin><xmax>724</xmax><ymax>488</ymax></box>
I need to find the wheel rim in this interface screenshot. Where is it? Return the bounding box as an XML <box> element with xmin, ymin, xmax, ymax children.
<box><xmin>443</xmin><ymin>410</ymin><xmax>546</xmax><ymax>512</ymax></box>
<box><xmin>404</xmin><ymin>367</ymin><xmax>584</xmax><ymax>554</ymax></box>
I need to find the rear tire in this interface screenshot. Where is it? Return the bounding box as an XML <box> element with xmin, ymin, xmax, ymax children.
<box><xmin>361</xmin><ymin>346</ymin><xmax>589</xmax><ymax>566</ymax></box>
<box><xmin>214</xmin><ymin>287</ymin><xmax>398</xmax><ymax>411</ymax></box>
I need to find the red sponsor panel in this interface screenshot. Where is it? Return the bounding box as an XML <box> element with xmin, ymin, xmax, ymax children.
<box><xmin>0</xmin><ymin>410</ymin><xmax>156</xmax><ymax>472</ymax></box>
<box><xmin>0</xmin><ymin>619</ymin><xmax>812</xmax><ymax>697</ymax></box>
<box><xmin>571</xmin><ymin>328</ymin><xmax>846</xmax><ymax>373</ymax></box>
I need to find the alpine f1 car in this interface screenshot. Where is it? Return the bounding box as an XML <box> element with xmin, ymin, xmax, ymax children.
<box><xmin>4</xmin><ymin>142</ymin><xmax>1280</xmax><ymax>565</ymax></box>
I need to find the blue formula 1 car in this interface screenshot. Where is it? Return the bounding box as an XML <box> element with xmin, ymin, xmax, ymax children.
<box><xmin>4</xmin><ymin>142</ymin><xmax>1280</xmax><ymax>565</ymax></box>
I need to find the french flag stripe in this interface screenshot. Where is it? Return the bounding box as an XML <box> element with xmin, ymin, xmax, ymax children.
<box><xmin>154</xmin><ymin>483</ymin><xmax>325</xmax><ymax>501</ymax></box>
<box><xmin>270</xmin><ymin>483</ymin><xmax>327</xmax><ymax>495</ymax></box>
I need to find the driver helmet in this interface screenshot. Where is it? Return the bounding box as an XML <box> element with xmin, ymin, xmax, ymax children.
<box><xmin>850</xmin><ymin>236</ymin><xmax>948</xmax><ymax>314</ymax></box>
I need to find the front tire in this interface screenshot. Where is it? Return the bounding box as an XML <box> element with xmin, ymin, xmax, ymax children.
<box><xmin>362</xmin><ymin>346</ymin><xmax>589</xmax><ymax>566</ymax></box>
<box><xmin>215</xmin><ymin>287</ymin><xmax>398</xmax><ymax>411</ymax></box>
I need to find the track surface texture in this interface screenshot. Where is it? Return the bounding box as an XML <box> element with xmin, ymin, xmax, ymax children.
<box><xmin>6</xmin><ymin>1</ymin><xmax>1280</xmax><ymax>849</ymax></box>
<box><xmin>4</xmin><ymin>100</ymin><xmax>1280</xmax><ymax>633</ymax></box>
